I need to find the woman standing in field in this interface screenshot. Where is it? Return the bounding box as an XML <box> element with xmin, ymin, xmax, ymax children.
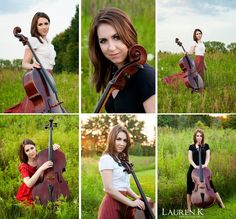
<box><xmin>89</xmin><ymin>7</ymin><xmax>155</xmax><ymax>113</ymax></box>
<box><xmin>16</xmin><ymin>139</ymin><xmax>59</xmax><ymax>204</ymax></box>
<box><xmin>98</xmin><ymin>124</ymin><xmax>146</xmax><ymax>218</ymax></box>
<box><xmin>188</xmin><ymin>29</ymin><xmax>206</xmax><ymax>81</ymax></box>
<box><xmin>5</xmin><ymin>12</ymin><xmax>56</xmax><ymax>113</ymax></box>
<box><xmin>187</xmin><ymin>129</ymin><xmax>225</xmax><ymax>212</ymax></box>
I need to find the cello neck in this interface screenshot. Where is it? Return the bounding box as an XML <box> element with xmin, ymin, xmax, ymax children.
<box><xmin>94</xmin><ymin>81</ymin><xmax>114</xmax><ymax>113</ymax></box>
<box><xmin>130</xmin><ymin>171</ymin><xmax>155</xmax><ymax>219</ymax></box>
<box><xmin>198</xmin><ymin>145</ymin><xmax>204</xmax><ymax>182</ymax></box>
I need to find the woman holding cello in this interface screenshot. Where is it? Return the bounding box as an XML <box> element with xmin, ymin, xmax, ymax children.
<box><xmin>188</xmin><ymin>29</ymin><xmax>206</xmax><ymax>81</ymax></box>
<box><xmin>16</xmin><ymin>139</ymin><xmax>59</xmax><ymax>204</ymax></box>
<box><xmin>89</xmin><ymin>7</ymin><xmax>155</xmax><ymax>113</ymax></box>
<box><xmin>187</xmin><ymin>129</ymin><xmax>225</xmax><ymax>212</ymax></box>
<box><xmin>98</xmin><ymin>124</ymin><xmax>153</xmax><ymax>219</ymax></box>
<box><xmin>5</xmin><ymin>12</ymin><xmax>57</xmax><ymax>113</ymax></box>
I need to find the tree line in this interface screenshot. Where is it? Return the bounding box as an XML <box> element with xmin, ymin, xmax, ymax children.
<box><xmin>81</xmin><ymin>115</ymin><xmax>155</xmax><ymax>157</ymax></box>
<box><xmin>0</xmin><ymin>5</ymin><xmax>78</xmax><ymax>73</ymax></box>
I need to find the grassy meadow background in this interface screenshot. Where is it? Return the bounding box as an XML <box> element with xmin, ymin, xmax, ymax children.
<box><xmin>0</xmin><ymin>69</ymin><xmax>78</xmax><ymax>113</ymax></box>
<box><xmin>158</xmin><ymin>52</ymin><xmax>236</xmax><ymax>113</ymax></box>
<box><xmin>81</xmin><ymin>0</ymin><xmax>155</xmax><ymax>112</ymax></box>
<box><xmin>82</xmin><ymin>155</ymin><xmax>155</xmax><ymax>219</ymax></box>
<box><xmin>0</xmin><ymin>115</ymin><xmax>79</xmax><ymax>219</ymax></box>
<box><xmin>158</xmin><ymin>125</ymin><xmax>236</xmax><ymax>218</ymax></box>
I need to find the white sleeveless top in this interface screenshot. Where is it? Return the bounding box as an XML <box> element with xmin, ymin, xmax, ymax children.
<box><xmin>99</xmin><ymin>154</ymin><xmax>130</xmax><ymax>191</ymax></box>
<box><xmin>190</xmin><ymin>41</ymin><xmax>205</xmax><ymax>56</ymax></box>
<box><xmin>26</xmin><ymin>37</ymin><xmax>56</xmax><ymax>70</ymax></box>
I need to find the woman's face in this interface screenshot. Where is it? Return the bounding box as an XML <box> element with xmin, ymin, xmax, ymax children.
<box><xmin>37</xmin><ymin>17</ymin><xmax>49</xmax><ymax>38</ymax></box>
<box><xmin>196</xmin><ymin>132</ymin><xmax>203</xmax><ymax>144</ymax></box>
<box><xmin>24</xmin><ymin>144</ymin><xmax>37</xmax><ymax>160</ymax></box>
<box><xmin>195</xmin><ymin>31</ymin><xmax>202</xmax><ymax>41</ymax></box>
<box><xmin>97</xmin><ymin>23</ymin><xmax>128</xmax><ymax>68</ymax></box>
<box><xmin>114</xmin><ymin>131</ymin><xmax>127</xmax><ymax>154</ymax></box>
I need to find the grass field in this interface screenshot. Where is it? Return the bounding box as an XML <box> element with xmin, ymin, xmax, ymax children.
<box><xmin>0</xmin><ymin>115</ymin><xmax>79</xmax><ymax>219</ymax></box>
<box><xmin>0</xmin><ymin>69</ymin><xmax>78</xmax><ymax>113</ymax></box>
<box><xmin>81</xmin><ymin>155</ymin><xmax>156</xmax><ymax>219</ymax></box>
<box><xmin>81</xmin><ymin>0</ymin><xmax>155</xmax><ymax>112</ymax></box>
<box><xmin>158</xmin><ymin>126</ymin><xmax>236</xmax><ymax>218</ymax></box>
<box><xmin>158</xmin><ymin>52</ymin><xmax>236</xmax><ymax>113</ymax></box>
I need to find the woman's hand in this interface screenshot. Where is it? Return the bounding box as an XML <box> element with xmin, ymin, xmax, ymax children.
<box><xmin>202</xmin><ymin>164</ymin><xmax>207</xmax><ymax>168</ymax></box>
<box><xmin>53</xmin><ymin>144</ymin><xmax>60</xmax><ymax>151</ymax></box>
<box><xmin>195</xmin><ymin>165</ymin><xmax>199</xmax><ymax>169</ymax></box>
<box><xmin>39</xmin><ymin>160</ymin><xmax>53</xmax><ymax>171</ymax></box>
<box><xmin>132</xmin><ymin>198</ymin><xmax>145</xmax><ymax>210</ymax></box>
<box><xmin>32</xmin><ymin>62</ymin><xmax>41</xmax><ymax>69</ymax></box>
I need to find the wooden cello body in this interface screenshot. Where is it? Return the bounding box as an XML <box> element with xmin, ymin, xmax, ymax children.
<box><xmin>13</xmin><ymin>27</ymin><xmax>66</xmax><ymax>113</ymax></box>
<box><xmin>118</xmin><ymin>153</ymin><xmax>155</xmax><ymax>219</ymax></box>
<box><xmin>32</xmin><ymin>118</ymin><xmax>69</xmax><ymax>205</ymax></box>
<box><xmin>191</xmin><ymin>146</ymin><xmax>215</xmax><ymax>208</ymax></box>
<box><xmin>162</xmin><ymin>38</ymin><xmax>204</xmax><ymax>91</ymax></box>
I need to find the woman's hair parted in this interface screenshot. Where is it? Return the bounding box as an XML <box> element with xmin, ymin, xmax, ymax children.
<box><xmin>19</xmin><ymin>139</ymin><xmax>36</xmax><ymax>163</ymax></box>
<box><xmin>193</xmin><ymin>28</ymin><xmax>202</xmax><ymax>43</ymax></box>
<box><xmin>104</xmin><ymin>124</ymin><xmax>131</xmax><ymax>158</ymax></box>
<box><xmin>89</xmin><ymin>7</ymin><xmax>138</xmax><ymax>92</ymax></box>
<box><xmin>31</xmin><ymin>12</ymin><xmax>50</xmax><ymax>43</ymax></box>
<box><xmin>193</xmin><ymin>128</ymin><xmax>205</xmax><ymax>145</ymax></box>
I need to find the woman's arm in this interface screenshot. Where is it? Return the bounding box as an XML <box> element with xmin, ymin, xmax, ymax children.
<box><xmin>188</xmin><ymin>45</ymin><xmax>196</xmax><ymax>55</ymax></box>
<box><xmin>22</xmin><ymin>47</ymin><xmax>40</xmax><ymax>70</ymax></box>
<box><xmin>188</xmin><ymin>150</ymin><xmax>198</xmax><ymax>168</ymax></box>
<box><xmin>23</xmin><ymin>161</ymin><xmax>53</xmax><ymax>188</ymax></box>
<box><xmin>126</xmin><ymin>187</ymin><xmax>140</xmax><ymax>200</ymax></box>
<box><xmin>143</xmin><ymin>95</ymin><xmax>155</xmax><ymax>113</ymax></box>
<box><xmin>203</xmin><ymin>150</ymin><xmax>210</xmax><ymax>168</ymax></box>
<box><xmin>101</xmin><ymin>169</ymin><xmax>145</xmax><ymax>210</ymax></box>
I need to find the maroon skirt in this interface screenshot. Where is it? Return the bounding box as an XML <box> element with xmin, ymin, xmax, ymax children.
<box><xmin>98</xmin><ymin>191</ymin><xmax>128</xmax><ymax>219</ymax></box>
<box><xmin>4</xmin><ymin>69</ymin><xmax>53</xmax><ymax>113</ymax></box>
<box><xmin>194</xmin><ymin>55</ymin><xmax>206</xmax><ymax>81</ymax></box>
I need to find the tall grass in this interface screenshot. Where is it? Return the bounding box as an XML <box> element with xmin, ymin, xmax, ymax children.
<box><xmin>158</xmin><ymin>52</ymin><xmax>236</xmax><ymax>113</ymax></box>
<box><xmin>81</xmin><ymin>0</ymin><xmax>155</xmax><ymax>112</ymax></box>
<box><xmin>0</xmin><ymin>69</ymin><xmax>78</xmax><ymax>113</ymax></box>
<box><xmin>82</xmin><ymin>155</ymin><xmax>156</xmax><ymax>219</ymax></box>
<box><xmin>158</xmin><ymin>126</ymin><xmax>236</xmax><ymax>217</ymax></box>
<box><xmin>0</xmin><ymin>115</ymin><xmax>79</xmax><ymax>219</ymax></box>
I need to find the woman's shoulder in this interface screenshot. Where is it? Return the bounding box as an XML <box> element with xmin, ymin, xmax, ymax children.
<box><xmin>188</xmin><ymin>144</ymin><xmax>195</xmax><ymax>150</ymax></box>
<box><xmin>99</xmin><ymin>154</ymin><xmax>115</xmax><ymax>170</ymax></box>
<box><xmin>137</xmin><ymin>64</ymin><xmax>155</xmax><ymax>75</ymax></box>
<box><xmin>204</xmin><ymin>143</ymin><xmax>210</xmax><ymax>149</ymax></box>
<box><xmin>99</xmin><ymin>154</ymin><xmax>114</xmax><ymax>162</ymax></box>
<box><xmin>134</xmin><ymin>64</ymin><xmax>155</xmax><ymax>85</ymax></box>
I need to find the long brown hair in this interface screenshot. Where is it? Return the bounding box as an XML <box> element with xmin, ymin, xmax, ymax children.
<box><xmin>193</xmin><ymin>28</ymin><xmax>202</xmax><ymax>43</ymax></box>
<box><xmin>19</xmin><ymin>139</ymin><xmax>36</xmax><ymax>163</ymax></box>
<box><xmin>193</xmin><ymin>128</ymin><xmax>205</xmax><ymax>145</ymax></box>
<box><xmin>89</xmin><ymin>7</ymin><xmax>138</xmax><ymax>92</ymax></box>
<box><xmin>31</xmin><ymin>12</ymin><xmax>50</xmax><ymax>43</ymax></box>
<box><xmin>104</xmin><ymin>124</ymin><xmax>131</xmax><ymax>161</ymax></box>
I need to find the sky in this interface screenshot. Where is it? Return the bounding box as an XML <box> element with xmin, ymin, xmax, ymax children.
<box><xmin>158</xmin><ymin>0</ymin><xmax>236</xmax><ymax>53</ymax></box>
<box><xmin>0</xmin><ymin>0</ymin><xmax>78</xmax><ymax>60</ymax></box>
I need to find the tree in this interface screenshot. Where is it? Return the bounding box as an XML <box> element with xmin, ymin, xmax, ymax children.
<box><xmin>205</xmin><ymin>41</ymin><xmax>227</xmax><ymax>53</ymax></box>
<box><xmin>52</xmin><ymin>5</ymin><xmax>78</xmax><ymax>73</ymax></box>
<box><xmin>227</xmin><ymin>42</ymin><xmax>236</xmax><ymax>53</ymax></box>
<box><xmin>81</xmin><ymin>115</ymin><xmax>149</xmax><ymax>156</ymax></box>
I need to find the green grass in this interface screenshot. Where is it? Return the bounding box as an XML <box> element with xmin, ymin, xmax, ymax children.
<box><xmin>81</xmin><ymin>0</ymin><xmax>155</xmax><ymax>112</ymax></box>
<box><xmin>158</xmin><ymin>126</ymin><xmax>236</xmax><ymax>218</ymax></box>
<box><xmin>158</xmin><ymin>52</ymin><xmax>236</xmax><ymax>113</ymax></box>
<box><xmin>81</xmin><ymin>155</ymin><xmax>156</xmax><ymax>219</ymax></box>
<box><xmin>0</xmin><ymin>69</ymin><xmax>78</xmax><ymax>113</ymax></box>
<box><xmin>0</xmin><ymin>115</ymin><xmax>79</xmax><ymax>219</ymax></box>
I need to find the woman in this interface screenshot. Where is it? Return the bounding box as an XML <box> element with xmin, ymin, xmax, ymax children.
<box><xmin>89</xmin><ymin>7</ymin><xmax>155</xmax><ymax>113</ymax></box>
<box><xmin>16</xmin><ymin>139</ymin><xmax>59</xmax><ymax>204</ymax></box>
<box><xmin>187</xmin><ymin>129</ymin><xmax>225</xmax><ymax>212</ymax></box>
<box><xmin>5</xmin><ymin>12</ymin><xmax>56</xmax><ymax>113</ymax></box>
<box><xmin>98</xmin><ymin>124</ymin><xmax>146</xmax><ymax>219</ymax></box>
<box><xmin>188</xmin><ymin>29</ymin><xmax>206</xmax><ymax>81</ymax></box>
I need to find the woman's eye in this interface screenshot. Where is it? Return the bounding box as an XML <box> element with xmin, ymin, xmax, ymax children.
<box><xmin>114</xmin><ymin>35</ymin><xmax>120</xmax><ymax>40</ymax></box>
<box><xmin>99</xmin><ymin>39</ymin><xmax>106</xmax><ymax>44</ymax></box>
<box><xmin>30</xmin><ymin>147</ymin><xmax>34</xmax><ymax>150</ymax></box>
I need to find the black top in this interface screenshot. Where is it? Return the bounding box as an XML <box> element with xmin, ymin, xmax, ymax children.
<box><xmin>105</xmin><ymin>64</ymin><xmax>155</xmax><ymax>113</ymax></box>
<box><xmin>189</xmin><ymin>143</ymin><xmax>209</xmax><ymax>168</ymax></box>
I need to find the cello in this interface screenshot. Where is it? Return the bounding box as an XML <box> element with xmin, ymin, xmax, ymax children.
<box><xmin>118</xmin><ymin>153</ymin><xmax>155</xmax><ymax>219</ymax></box>
<box><xmin>94</xmin><ymin>45</ymin><xmax>147</xmax><ymax>113</ymax></box>
<box><xmin>13</xmin><ymin>26</ymin><xmax>66</xmax><ymax>113</ymax></box>
<box><xmin>163</xmin><ymin>38</ymin><xmax>204</xmax><ymax>91</ymax></box>
<box><xmin>32</xmin><ymin>118</ymin><xmax>69</xmax><ymax>205</ymax></box>
<box><xmin>191</xmin><ymin>145</ymin><xmax>216</xmax><ymax>208</ymax></box>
